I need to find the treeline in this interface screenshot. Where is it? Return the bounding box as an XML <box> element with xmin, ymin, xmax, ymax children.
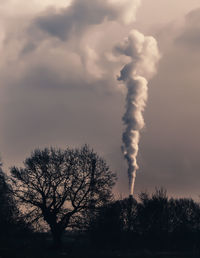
<box><xmin>1</xmin><ymin>146</ymin><xmax>200</xmax><ymax>255</ymax></box>
<box><xmin>89</xmin><ymin>189</ymin><xmax>200</xmax><ymax>252</ymax></box>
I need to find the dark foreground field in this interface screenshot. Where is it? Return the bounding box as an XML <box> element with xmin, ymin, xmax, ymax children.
<box><xmin>0</xmin><ymin>233</ymin><xmax>199</xmax><ymax>258</ymax></box>
<box><xmin>0</xmin><ymin>249</ymin><xmax>199</xmax><ymax>258</ymax></box>
<box><xmin>0</xmin><ymin>248</ymin><xmax>199</xmax><ymax>258</ymax></box>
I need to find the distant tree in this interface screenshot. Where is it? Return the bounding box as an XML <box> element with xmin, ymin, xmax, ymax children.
<box><xmin>0</xmin><ymin>161</ymin><xmax>14</xmax><ymax>228</ymax></box>
<box><xmin>89</xmin><ymin>200</ymin><xmax>123</xmax><ymax>247</ymax></box>
<box><xmin>168</xmin><ymin>198</ymin><xmax>200</xmax><ymax>233</ymax></box>
<box><xmin>137</xmin><ymin>188</ymin><xmax>169</xmax><ymax>250</ymax></box>
<box><xmin>167</xmin><ymin>197</ymin><xmax>200</xmax><ymax>250</ymax></box>
<box><xmin>0</xmin><ymin>159</ymin><xmax>29</xmax><ymax>238</ymax></box>
<box><xmin>89</xmin><ymin>196</ymin><xmax>139</xmax><ymax>248</ymax></box>
<box><xmin>120</xmin><ymin>197</ymin><xmax>138</xmax><ymax>233</ymax></box>
<box><xmin>10</xmin><ymin>145</ymin><xmax>116</xmax><ymax>247</ymax></box>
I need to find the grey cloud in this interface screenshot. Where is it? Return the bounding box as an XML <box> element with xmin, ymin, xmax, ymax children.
<box><xmin>185</xmin><ymin>8</ymin><xmax>200</xmax><ymax>26</ymax></box>
<box><xmin>21</xmin><ymin>42</ymin><xmax>37</xmax><ymax>56</ymax></box>
<box><xmin>32</xmin><ymin>0</ymin><xmax>116</xmax><ymax>41</ymax></box>
<box><xmin>30</xmin><ymin>0</ymin><xmax>139</xmax><ymax>42</ymax></box>
<box><xmin>175</xmin><ymin>8</ymin><xmax>200</xmax><ymax>49</ymax></box>
<box><xmin>16</xmin><ymin>67</ymin><xmax>117</xmax><ymax>93</ymax></box>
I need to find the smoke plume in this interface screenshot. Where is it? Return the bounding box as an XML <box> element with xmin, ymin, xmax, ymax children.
<box><xmin>116</xmin><ymin>30</ymin><xmax>160</xmax><ymax>195</ymax></box>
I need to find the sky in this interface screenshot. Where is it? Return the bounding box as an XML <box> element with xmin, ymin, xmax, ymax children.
<box><xmin>1</xmin><ymin>0</ymin><xmax>200</xmax><ymax>198</ymax></box>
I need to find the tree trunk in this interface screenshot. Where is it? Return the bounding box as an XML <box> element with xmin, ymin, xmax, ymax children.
<box><xmin>48</xmin><ymin>214</ymin><xmax>71</xmax><ymax>249</ymax></box>
<box><xmin>51</xmin><ymin>226</ymin><xmax>63</xmax><ymax>249</ymax></box>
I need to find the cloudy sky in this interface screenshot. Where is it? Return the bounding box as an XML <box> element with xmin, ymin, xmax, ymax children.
<box><xmin>1</xmin><ymin>0</ymin><xmax>200</xmax><ymax>198</ymax></box>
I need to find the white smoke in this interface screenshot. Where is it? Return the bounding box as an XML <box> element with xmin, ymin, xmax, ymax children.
<box><xmin>115</xmin><ymin>30</ymin><xmax>160</xmax><ymax>195</ymax></box>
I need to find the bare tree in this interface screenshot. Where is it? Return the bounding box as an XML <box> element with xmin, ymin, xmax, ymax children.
<box><xmin>10</xmin><ymin>145</ymin><xmax>116</xmax><ymax>247</ymax></box>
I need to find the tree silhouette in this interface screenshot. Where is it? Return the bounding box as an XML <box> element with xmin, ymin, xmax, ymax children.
<box><xmin>137</xmin><ymin>188</ymin><xmax>170</xmax><ymax>250</ymax></box>
<box><xmin>10</xmin><ymin>145</ymin><xmax>116</xmax><ymax>247</ymax></box>
<box><xmin>120</xmin><ymin>197</ymin><xmax>138</xmax><ymax>233</ymax></box>
<box><xmin>89</xmin><ymin>196</ymin><xmax>139</xmax><ymax>248</ymax></box>
<box><xmin>0</xmin><ymin>161</ymin><xmax>15</xmax><ymax>233</ymax></box>
<box><xmin>90</xmin><ymin>200</ymin><xmax>124</xmax><ymax>247</ymax></box>
<box><xmin>167</xmin><ymin>197</ymin><xmax>200</xmax><ymax>250</ymax></box>
<box><xmin>0</xmin><ymin>160</ymin><xmax>28</xmax><ymax>239</ymax></box>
